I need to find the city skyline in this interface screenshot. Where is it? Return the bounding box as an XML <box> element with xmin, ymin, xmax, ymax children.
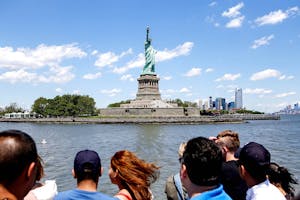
<box><xmin>0</xmin><ymin>1</ymin><xmax>299</xmax><ymax>113</ymax></box>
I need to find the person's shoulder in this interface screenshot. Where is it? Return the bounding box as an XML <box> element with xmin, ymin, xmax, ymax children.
<box><xmin>96</xmin><ymin>192</ymin><xmax>118</xmax><ymax>200</ymax></box>
<box><xmin>54</xmin><ymin>190</ymin><xmax>75</xmax><ymax>200</ymax></box>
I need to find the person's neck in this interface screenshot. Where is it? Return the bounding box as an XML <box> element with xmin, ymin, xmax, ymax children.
<box><xmin>247</xmin><ymin>177</ymin><xmax>266</xmax><ymax>188</ymax></box>
<box><xmin>0</xmin><ymin>185</ymin><xmax>17</xmax><ymax>200</ymax></box>
<box><xmin>77</xmin><ymin>180</ymin><xmax>98</xmax><ymax>192</ymax></box>
<box><xmin>188</xmin><ymin>184</ymin><xmax>218</xmax><ymax>198</ymax></box>
<box><xmin>225</xmin><ymin>151</ymin><xmax>238</xmax><ymax>162</ymax></box>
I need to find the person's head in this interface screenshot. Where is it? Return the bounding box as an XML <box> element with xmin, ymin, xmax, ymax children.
<box><xmin>72</xmin><ymin>150</ymin><xmax>102</xmax><ymax>184</ymax></box>
<box><xmin>237</xmin><ymin>142</ymin><xmax>270</xmax><ymax>184</ymax></box>
<box><xmin>267</xmin><ymin>162</ymin><xmax>298</xmax><ymax>197</ymax></box>
<box><xmin>109</xmin><ymin>150</ymin><xmax>159</xmax><ymax>200</ymax></box>
<box><xmin>180</xmin><ymin>136</ymin><xmax>222</xmax><ymax>188</ymax></box>
<box><xmin>0</xmin><ymin>129</ymin><xmax>38</xmax><ymax>199</ymax></box>
<box><xmin>178</xmin><ymin>142</ymin><xmax>187</xmax><ymax>159</ymax></box>
<box><xmin>215</xmin><ymin>130</ymin><xmax>240</xmax><ymax>160</ymax></box>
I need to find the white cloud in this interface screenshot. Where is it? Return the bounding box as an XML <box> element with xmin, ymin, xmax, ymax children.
<box><xmin>209</xmin><ymin>2</ymin><xmax>217</xmax><ymax>7</ymax></box>
<box><xmin>275</xmin><ymin>92</ymin><xmax>296</xmax><ymax>98</ymax></box>
<box><xmin>101</xmin><ymin>88</ymin><xmax>121</xmax><ymax>97</ymax></box>
<box><xmin>0</xmin><ymin>69</ymin><xmax>36</xmax><ymax>83</ymax></box>
<box><xmin>91</xmin><ymin>50</ymin><xmax>98</xmax><ymax>55</ymax></box>
<box><xmin>180</xmin><ymin>88</ymin><xmax>190</xmax><ymax>93</ymax></box>
<box><xmin>113</xmin><ymin>42</ymin><xmax>194</xmax><ymax>74</ymax></box>
<box><xmin>205</xmin><ymin>68</ymin><xmax>214</xmax><ymax>73</ymax></box>
<box><xmin>162</xmin><ymin>76</ymin><xmax>172</xmax><ymax>80</ymax></box>
<box><xmin>251</xmin><ymin>35</ymin><xmax>274</xmax><ymax>49</ymax></box>
<box><xmin>156</xmin><ymin>42</ymin><xmax>194</xmax><ymax>62</ymax></box>
<box><xmin>39</xmin><ymin>65</ymin><xmax>75</xmax><ymax>83</ymax></box>
<box><xmin>222</xmin><ymin>3</ymin><xmax>245</xmax><ymax>28</ymax></box>
<box><xmin>184</xmin><ymin>68</ymin><xmax>202</xmax><ymax>77</ymax></box>
<box><xmin>0</xmin><ymin>43</ymin><xmax>86</xmax><ymax>70</ymax></box>
<box><xmin>0</xmin><ymin>65</ymin><xmax>75</xmax><ymax>84</ymax></box>
<box><xmin>215</xmin><ymin>73</ymin><xmax>241</xmax><ymax>81</ymax></box>
<box><xmin>0</xmin><ymin>44</ymin><xmax>85</xmax><ymax>84</ymax></box>
<box><xmin>94</xmin><ymin>48</ymin><xmax>132</xmax><ymax>68</ymax></box>
<box><xmin>113</xmin><ymin>53</ymin><xmax>144</xmax><ymax>74</ymax></box>
<box><xmin>120</xmin><ymin>74</ymin><xmax>134</xmax><ymax>82</ymax></box>
<box><xmin>72</xmin><ymin>90</ymin><xmax>80</xmax><ymax>95</ymax></box>
<box><xmin>225</xmin><ymin>16</ymin><xmax>245</xmax><ymax>28</ymax></box>
<box><xmin>222</xmin><ymin>2</ymin><xmax>244</xmax><ymax>18</ymax></box>
<box><xmin>83</xmin><ymin>72</ymin><xmax>102</xmax><ymax>80</ymax></box>
<box><xmin>244</xmin><ymin>88</ymin><xmax>272</xmax><ymax>94</ymax></box>
<box><xmin>161</xmin><ymin>89</ymin><xmax>176</xmax><ymax>94</ymax></box>
<box><xmin>279</xmin><ymin>75</ymin><xmax>294</xmax><ymax>80</ymax></box>
<box><xmin>250</xmin><ymin>69</ymin><xmax>281</xmax><ymax>81</ymax></box>
<box><xmin>255</xmin><ymin>6</ymin><xmax>299</xmax><ymax>26</ymax></box>
<box><xmin>55</xmin><ymin>88</ymin><xmax>63</xmax><ymax>93</ymax></box>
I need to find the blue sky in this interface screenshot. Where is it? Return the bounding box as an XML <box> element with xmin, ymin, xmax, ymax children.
<box><xmin>0</xmin><ymin>0</ymin><xmax>299</xmax><ymax>113</ymax></box>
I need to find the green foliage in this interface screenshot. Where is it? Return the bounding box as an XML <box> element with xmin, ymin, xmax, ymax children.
<box><xmin>236</xmin><ymin>109</ymin><xmax>264</xmax><ymax>114</ymax></box>
<box><xmin>3</xmin><ymin>103</ymin><xmax>24</xmax><ymax>113</ymax></box>
<box><xmin>31</xmin><ymin>95</ymin><xmax>97</xmax><ymax>117</ymax></box>
<box><xmin>0</xmin><ymin>103</ymin><xmax>25</xmax><ymax>116</ymax></box>
<box><xmin>168</xmin><ymin>99</ymin><xmax>197</xmax><ymax>107</ymax></box>
<box><xmin>107</xmin><ymin>100</ymin><xmax>131</xmax><ymax>107</ymax></box>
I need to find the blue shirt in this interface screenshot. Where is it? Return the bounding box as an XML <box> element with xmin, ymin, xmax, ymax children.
<box><xmin>54</xmin><ymin>189</ymin><xmax>118</xmax><ymax>200</ymax></box>
<box><xmin>190</xmin><ymin>185</ymin><xmax>232</xmax><ymax>200</ymax></box>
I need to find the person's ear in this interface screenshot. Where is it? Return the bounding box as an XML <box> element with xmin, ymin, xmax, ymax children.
<box><xmin>239</xmin><ymin>165</ymin><xmax>246</xmax><ymax>178</ymax></box>
<box><xmin>223</xmin><ymin>146</ymin><xmax>229</xmax><ymax>153</ymax></box>
<box><xmin>99</xmin><ymin>167</ymin><xmax>103</xmax><ymax>177</ymax></box>
<box><xmin>27</xmin><ymin>162</ymin><xmax>37</xmax><ymax>180</ymax></box>
<box><xmin>180</xmin><ymin>164</ymin><xmax>187</xmax><ymax>179</ymax></box>
<box><xmin>72</xmin><ymin>169</ymin><xmax>77</xmax><ymax>178</ymax></box>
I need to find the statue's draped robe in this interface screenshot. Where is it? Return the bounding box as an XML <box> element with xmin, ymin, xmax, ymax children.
<box><xmin>142</xmin><ymin>40</ymin><xmax>156</xmax><ymax>75</ymax></box>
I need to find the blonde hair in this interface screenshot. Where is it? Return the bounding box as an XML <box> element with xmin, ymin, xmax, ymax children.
<box><xmin>216</xmin><ymin>130</ymin><xmax>240</xmax><ymax>152</ymax></box>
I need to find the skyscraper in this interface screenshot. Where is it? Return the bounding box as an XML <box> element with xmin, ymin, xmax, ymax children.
<box><xmin>235</xmin><ymin>88</ymin><xmax>243</xmax><ymax>109</ymax></box>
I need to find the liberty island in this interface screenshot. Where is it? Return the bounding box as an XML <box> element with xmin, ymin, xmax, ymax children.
<box><xmin>0</xmin><ymin>27</ymin><xmax>279</xmax><ymax>123</ymax></box>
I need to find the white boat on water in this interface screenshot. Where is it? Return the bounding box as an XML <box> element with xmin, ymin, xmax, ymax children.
<box><xmin>41</xmin><ymin>139</ymin><xmax>47</xmax><ymax>144</ymax></box>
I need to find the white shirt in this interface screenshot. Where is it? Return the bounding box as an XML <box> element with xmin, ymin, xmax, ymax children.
<box><xmin>25</xmin><ymin>180</ymin><xmax>58</xmax><ymax>200</ymax></box>
<box><xmin>246</xmin><ymin>179</ymin><xmax>285</xmax><ymax>200</ymax></box>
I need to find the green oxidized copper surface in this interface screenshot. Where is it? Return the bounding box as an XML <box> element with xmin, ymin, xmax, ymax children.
<box><xmin>141</xmin><ymin>27</ymin><xmax>156</xmax><ymax>75</ymax></box>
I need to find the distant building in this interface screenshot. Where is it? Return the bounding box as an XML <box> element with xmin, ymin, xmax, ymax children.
<box><xmin>235</xmin><ymin>88</ymin><xmax>243</xmax><ymax>109</ymax></box>
<box><xmin>203</xmin><ymin>101</ymin><xmax>209</xmax><ymax>110</ymax></box>
<box><xmin>228</xmin><ymin>102</ymin><xmax>235</xmax><ymax>110</ymax></box>
<box><xmin>198</xmin><ymin>99</ymin><xmax>203</xmax><ymax>108</ymax></box>
<box><xmin>294</xmin><ymin>103</ymin><xmax>299</xmax><ymax>110</ymax></box>
<box><xmin>209</xmin><ymin>96</ymin><xmax>213</xmax><ymax>109</ymax></box>
<box><xmin>215</xmin><ymin>97</ymin><xmax>226</xmax><ymax>110</ymax></box>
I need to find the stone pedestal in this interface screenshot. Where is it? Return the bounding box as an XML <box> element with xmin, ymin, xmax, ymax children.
<box><xmin>136</xmin><ymin>74</ymin><xmax>161</xmax><ymax>100</ymax></box>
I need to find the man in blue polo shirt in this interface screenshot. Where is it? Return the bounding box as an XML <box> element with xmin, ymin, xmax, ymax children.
<box><xmin>54</xmin><ymin>149</ymin><xmax>117</xmax><ymax>200</ymax></box>
<box><xmin>179</xmin><ymin>136</ymin><xmax>232</xmax><ymax>200</ymax></box>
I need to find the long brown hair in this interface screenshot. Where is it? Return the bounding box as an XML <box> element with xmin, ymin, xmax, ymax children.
<box><xmin>111</xmin><ymin>150</ymin><xmax>159</xmax><ymax>200</ymax></box>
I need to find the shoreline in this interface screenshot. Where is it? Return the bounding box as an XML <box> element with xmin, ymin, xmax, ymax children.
<box><xmin>0</xmin><ymin>114</ymin><xmax>280</xmax><ymax>124</ymax></box>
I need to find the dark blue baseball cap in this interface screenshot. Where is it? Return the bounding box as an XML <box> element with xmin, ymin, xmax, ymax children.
<box><xmin>236</xmin><ymin>142</ymin><xmax>270</xmax><ymax>171</ymax></box>
<box><xmin>74</xmin><ymin>150</ymin><xmax>101</xmax><ymax>174</ymax></box>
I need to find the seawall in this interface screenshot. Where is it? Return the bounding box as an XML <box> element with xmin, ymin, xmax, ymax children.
<box><xmin>0</xmin><ymin>114</ymin><xmax>280</xmax><ymax>124</ymax></box>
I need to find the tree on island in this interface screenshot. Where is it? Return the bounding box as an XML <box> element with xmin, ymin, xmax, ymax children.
<box><xmin>107</xmin><ymin>100</ymin><xmax>131</xmax><ymax>108</ymax></box>
<box><xmin>32</xmin><ymin>95</ymin><xmax>97</xmax><ymax>117</ymax></box>
<box><xmin>0</xmin><ymin>103</ymin><xmax>25</xmax><ymax>115</ymax></box>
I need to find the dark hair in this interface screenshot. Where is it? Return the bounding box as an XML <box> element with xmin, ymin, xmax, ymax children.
<box><xmin>267</xmin><ymin>162</ymin><xmax>298</xmax><ymax>197</ymax></box>
<box><xmin>182</xmin><ymin>136</ymin><xmax>222</xmax><ymax>186</ymax></box>
<box><xmin>76</xmin><ymin>162</ymin><xmax>100</xmax><ymax>183</ymax></box>
<box><xmin>0</xmin><ymin>129</ymin><xmax>38</xmax><ymax>184</ymax></box>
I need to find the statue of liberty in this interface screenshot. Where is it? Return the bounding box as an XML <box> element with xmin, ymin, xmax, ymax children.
<box><xmin>142</xmin><ymin>27</ymin><xmax>156</xmax><ymax>75</ymax></box>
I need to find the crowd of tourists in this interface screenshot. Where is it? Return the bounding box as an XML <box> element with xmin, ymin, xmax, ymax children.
<box><xmin>0</xmin><ymin>129</ymin><xmax>298</xmax><ymax>200</ymax></box>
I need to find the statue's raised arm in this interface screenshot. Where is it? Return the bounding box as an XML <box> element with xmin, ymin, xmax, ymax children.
<box><xmin>142</xmin><ymin>27</ymin><xmax>156</xmax><ymax>75</ymax></box>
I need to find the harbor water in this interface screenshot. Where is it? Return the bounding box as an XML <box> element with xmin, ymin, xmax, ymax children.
<box><xmin>0</xmin><ymin>114</ymin><xmax>299</xmax><ymax>199</ymax></box>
